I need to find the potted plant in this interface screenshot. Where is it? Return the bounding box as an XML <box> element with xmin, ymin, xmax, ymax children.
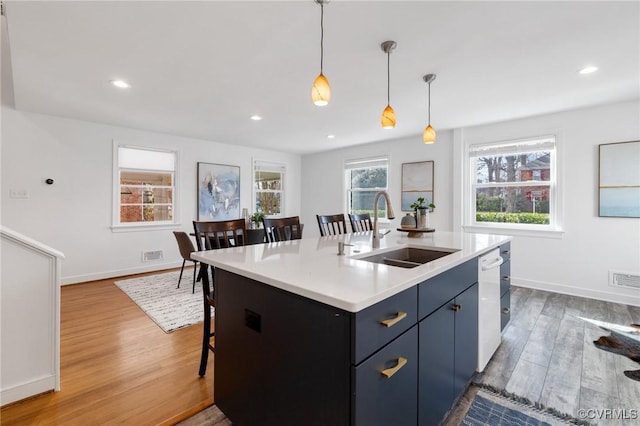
<box><xmin>410</xmin><ymin>197</ymin><xmax>435</xmax><ymax>228</ymax></box>
<box><xmin>250</xmin><ymin>211</ymin><xmax>265</xmax><ymax>229</ymax></box>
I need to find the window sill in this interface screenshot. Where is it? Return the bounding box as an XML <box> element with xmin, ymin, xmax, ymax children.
<box><xmin>111</xmin><ymin>223</ymin><xmax>182</xmax><ymax>233</ymax></box>
<box><xmin>462</xmin><ymin>224</ymin><xmax>564</xmax><ymax>239</ymax></box>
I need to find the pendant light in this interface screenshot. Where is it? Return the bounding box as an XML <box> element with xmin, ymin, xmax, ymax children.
<box><xmin>311</xmin><ymin>0</ymin><xmax>330</xmax><ymax>106</ymax></box>
<box><xmin>380</xmin><ymin>40</ymin><xmax>397</xmax><ymax>129</ymax></box>
<box><xmin>422</xmin><ymin>73</ymin><xmax>437</xmax><ymax>144</ymax></box>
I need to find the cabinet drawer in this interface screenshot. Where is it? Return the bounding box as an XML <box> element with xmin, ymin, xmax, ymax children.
<box><xmin>352</xmin><ymin>326</ymin><xmax>418</xmax><ymax>426</ymax></box>
<box><xmin>418</xmin><ymin>258</ymin><xmax>478</xmax><ymax>320</ymax></box>
<box><xmin>500</xmin><ymin>242</ymin><xmax>511</xmax><ymax>262</ymax></box>
<box><xmin>501</xmin><ymin>290</ymin><xmax>511</xmax><ymax>331</ymax></box>
<box><xmin>352</xmin><ymin>286</ymin><xmax>417</xmax><ymax>365</ymax></box>
<box><xmin>500</xmin><ymin>260</ymin><xmax>511</xmax><ymax>297</ymax></box>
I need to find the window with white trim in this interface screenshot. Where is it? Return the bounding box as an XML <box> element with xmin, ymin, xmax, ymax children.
<box><xmin>344</xmin><ymin>156</ymin><xmax>389</xmax><ymax>218</ymax></box>
<box><xmin>114</xmin><ymin>145</ymin><xmax>177</xmax><ymax>227</ymax></box>
<box><xmin>253</xmin><ymin>160</ymin><xmax>285</xmax><ymax>217</ymax></box>
<box><xmin>466</xmin><ymin>136</ymin><xmax>559</xmax><ymax>231</ymax></box>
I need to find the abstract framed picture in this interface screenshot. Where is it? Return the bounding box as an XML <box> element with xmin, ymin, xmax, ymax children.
<box><xmin>401</xmin><ymin>161</ymin><xmax>434</xmax><ymax>211</ymax></box>
<box><xmin>197</xmin><ymin>162</ymin><xmax>240</xmax><ymax>221</ymax></box>
<box><xmin>599</xmin><ymin>140</ymin><xmax>640</xmax><ymax>218</ymax></box>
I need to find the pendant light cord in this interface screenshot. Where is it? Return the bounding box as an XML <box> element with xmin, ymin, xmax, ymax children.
<box><xmin>387</xmin><ymin>50</ymin><xmax>391</xmax><ymax>106</ymax></box>
<box><xmin>427</xmin><ymin>82</ymin><xmax>431</xmax><ymax>125</ymax></box>
<box><xmin>320</xmin><ymin>3</ymin><xmax>324</xmax><ymax>74</ymax></box>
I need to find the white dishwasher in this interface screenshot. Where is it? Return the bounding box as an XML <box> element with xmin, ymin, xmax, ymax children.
<box><xmin>477</xmin><ymin>248</ymin><xmax>504</xmax><ymax>372</ymax></box>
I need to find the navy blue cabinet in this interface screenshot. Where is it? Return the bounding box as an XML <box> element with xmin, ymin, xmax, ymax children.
<box><xmin>499</xmin><ymin>242</ymin><xmax>511</xmax><ymax>330</ymax></box>
<box><xmin>213</xmin><ymin>256</ymin><xmax>482</xmax><ymax>425</ymax></box>
<box><xmin>418</xmin><ymin>283</ymin><xmax>478</xmax><ymax>425</ymax></box>
<box><xmin>352</xmin><ymin>325</ymin><xmax>418</xmax><ymax>426</ymax></box>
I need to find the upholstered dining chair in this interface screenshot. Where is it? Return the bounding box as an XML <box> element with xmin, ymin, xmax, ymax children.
<box><xmin>262</xmin><ymin>216</ymin><xmax>303</xmax><ymax>242</ymax></box>
<box><xmin>172</xmin><ymin>231</ymin><xmax>198</xmax><ymax>293</ymax></box>
<box><xmin>192</xmin><ymin>218</ymin><xmax>247</xmax><ymax>377</ymax></box>
<box><xmin>316</xmin><ymin>214</ymin><xmax>348</xmax><ymax>236</ymax></box>
<box><xmin>348</xmin><ymin>213</ymin><xmax>373</xmax><ymax>233</ymax></box>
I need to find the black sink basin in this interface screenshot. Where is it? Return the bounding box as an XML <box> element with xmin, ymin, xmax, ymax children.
<box><xmin>357</xmin><ymin>247</ymin><xmax>458</xmax><ymax>268</ymax></box>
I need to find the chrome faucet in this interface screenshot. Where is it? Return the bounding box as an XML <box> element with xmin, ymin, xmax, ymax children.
<box><xmin>372</xmin><ymin>191</ymin><xmax>395</xmax><ymax>249</ymax></box>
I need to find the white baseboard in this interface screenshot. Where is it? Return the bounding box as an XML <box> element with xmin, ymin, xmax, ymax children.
<box><xmin>61</xmin><ymin>260</ymin><xmax>184</xmax><ymax>285</ymax></box>
<box><xmin>514</xmin><ymin>277</ymin><xmax>640</xmax><ymax>307</ymax></box>
<box><xmin>1</xmin><ymin>375</ymin><xmax>57</xmax><ymax>407</ymax></box>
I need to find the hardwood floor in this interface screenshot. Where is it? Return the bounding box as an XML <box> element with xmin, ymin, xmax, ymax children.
<box><xmin>0</xmin><ymin>268</ymin><xmax>214</xmax><ymax>426</ymax></box>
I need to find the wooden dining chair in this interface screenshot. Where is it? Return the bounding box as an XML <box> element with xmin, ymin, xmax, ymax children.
<box><xmin>348</xmin><ymin>213</ymin><xmax>373</xmax><ymax>232</ymax></box>
<box><xmin>262</xmin><ymin>216</ymin><xmax>303</xmax><ymax>242</ymax></box>
<box><xmin>172</xmin><ymin>231</ymin><xmax>198</xmax><ymax>293</ymax></box>
<box><xmin>192</xmin><ymin>219</ymin><xmax>247</xmax><ymax>377</ymax></box>
<box><xmin>316</xmin><ymin>214</ymin><xmax>348</xmax><ymax>236</ymax></box>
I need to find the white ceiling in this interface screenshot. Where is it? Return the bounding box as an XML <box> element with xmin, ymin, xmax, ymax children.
<box><xmin>3</xmin><ymin>1</ymin><xmax>639</xmax><ymax>155</ymax></box>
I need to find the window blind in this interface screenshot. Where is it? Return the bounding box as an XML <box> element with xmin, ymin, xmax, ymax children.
<box><xmin>469</xmin><ymin>136</ymin><xmax>555</xmax><ymax>157</ymax></box>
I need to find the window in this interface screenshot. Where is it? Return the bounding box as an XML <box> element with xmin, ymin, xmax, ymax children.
<box><xmin>345</xmin><ymin>156</ymin><xmax>389</xmax><ymax>218</ymax></box>
<box><xmin>114</xmin><ymin>145</ymin><xmax>177</xmax><ymax>228</ymax></box>
<box><xmin>254</xmin><ymin>161</ymin><xmax>285</xmax><ymax>217</ymax></box>
<box><xmin>466</xmin><ymin>136</ymin><xmax>560</xmax><ymax>233</ymax></box>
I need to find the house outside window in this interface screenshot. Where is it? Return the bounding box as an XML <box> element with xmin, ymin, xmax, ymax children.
<box><xmin>345</xmin><ymin>156</ymin><xmax>389</xmax><ymax>218</ymax></box>
<box><xmin>254</xmin><ymin>161</ymin><xmax>285</xmax><ymax>217</ymax></box>
<box><xmin>114</xmin><ymin>144</ymin><xmax>178</xmax><ymax>228</ymax></box>
<box><xmin>466</xmin><ymin>136</ymin><xmax>560</xmax><ymax>233</ymax></box>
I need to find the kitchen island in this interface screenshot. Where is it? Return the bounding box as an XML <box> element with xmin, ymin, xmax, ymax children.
<box><xmin>192</xmin><ymin>230</ymin><xmax>511</xmax><ymax>426</ymax></box>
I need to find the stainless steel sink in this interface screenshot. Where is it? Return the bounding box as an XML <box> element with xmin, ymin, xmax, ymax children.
<box><xmin>356</xmin><ymin>247</ymin><xmax>459</xmax><ymax>269</ymax></box>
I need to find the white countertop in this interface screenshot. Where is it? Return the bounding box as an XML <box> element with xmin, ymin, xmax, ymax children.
<box><xmin>191</xmin><ymin>231</ymin><xmax>511</xmax><ymax>313</ymax></box>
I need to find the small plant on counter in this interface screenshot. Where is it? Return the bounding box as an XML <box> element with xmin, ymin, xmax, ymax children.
<box><xmin>410</xmin><ymin>197</ymin><xmax>436</xmax><ymax>212</ymax></box>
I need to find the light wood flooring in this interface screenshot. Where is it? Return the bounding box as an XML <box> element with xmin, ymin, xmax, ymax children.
<box><xmin>0</xmin><ymin>267</ymin><xmax>214</xmax><ymax>426</ymax></box>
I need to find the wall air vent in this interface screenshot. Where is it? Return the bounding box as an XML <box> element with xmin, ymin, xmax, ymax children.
<box><xmin>142</xmin><ymin>250</ymin><xmax>163</xmax><ymax>262</ymax></box>
<box><xmin>609</xmin><ymin>270</ymin><xmax>640</xmax><ymax>290</ymax></box>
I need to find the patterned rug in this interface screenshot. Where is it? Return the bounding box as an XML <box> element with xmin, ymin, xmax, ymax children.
<box><xmin>115</xmin><ymin>269</ymin><xmax>205</xmax><ymax>333</ymax></box>
<box><xmin>463</xmin><ymin>383</ymin><xmax>592</xmax><ymax>426</ymax></box>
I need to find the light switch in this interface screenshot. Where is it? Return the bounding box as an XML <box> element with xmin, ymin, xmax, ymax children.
<box><xmin>9</xmin><ymin>189</ymin><xmax>29</xmax><ymax>199</ymax></box>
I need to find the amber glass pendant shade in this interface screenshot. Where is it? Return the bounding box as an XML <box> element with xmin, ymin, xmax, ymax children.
<box><xmin>423</xmin><ymin>125</ymin><xmax>436</xmax><ymax>144</ymax></box>
<box><xmin>312</xmin><ymin>73</ymin><xmax>331</xmax><ymax>106</ymax></box>
<box><xmin>381</xmin><ymin>105</ymin><xmax>396</xmax><ymax>129</ymax></box>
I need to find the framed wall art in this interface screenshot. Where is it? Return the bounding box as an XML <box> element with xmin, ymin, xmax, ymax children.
<box><xmin>197</xmin><ymin>162</ymin><xmax>240</xmax><ymax>221</ymax></box>
<box><xmin>599</xmin><ymin>140</ymin><xmax>640</xmax><ymax>218</ymax></box>
<box><xmin>401</xmin><ymin>160</ymin><xmax>434</xmax><ymax>211</ymax></box>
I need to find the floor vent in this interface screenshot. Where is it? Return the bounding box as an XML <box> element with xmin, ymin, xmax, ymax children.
<box><xmin>142</xmin><ymin>250</ymin><xmax>164</xmax><ymax>262</ymax></box>
<box><xmin>609</xmin><ymin>271</ymin><xmax>640</xmax><ymax>290</ymax></box>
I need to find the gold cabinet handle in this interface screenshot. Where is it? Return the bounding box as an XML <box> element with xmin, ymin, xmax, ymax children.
<box><xmin>502</xmin><ymin>276</ymin><xmax>511</xmax><ymax>281</ymax></box>
<box><xmin>451</xmin><ymin>304</ymin><xmax>462</xmax><ymax>312</ymax></box>
<box><xmin>380</xmin><ymin>311</ymin><xmax>407</xmax><ymax>328</ymax></box>
<box><xmin>381</xmin><ymin>357</ymin><xmax>407</xmax><ymax>379</ymax></box>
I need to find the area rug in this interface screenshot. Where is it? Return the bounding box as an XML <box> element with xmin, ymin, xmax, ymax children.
<box><xmin>115</xmin><ymin>270</ymin><xmax>206</xmax><ymax>333</ymax></box>
<box><xmin>463</xmin><ymin>383</ymin><xmax>592</xmax><ymax>426</ymax></box>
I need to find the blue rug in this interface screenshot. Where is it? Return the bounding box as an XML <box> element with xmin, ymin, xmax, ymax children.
<box><xmin>463</xmin><ymin>395</ymin><xmax>551</xmax><ymax>426</ymax></box>
<box><xmin>462</xmin><ymin>384</ymin><xmax>592</xmax><ymax>426</ymax></box>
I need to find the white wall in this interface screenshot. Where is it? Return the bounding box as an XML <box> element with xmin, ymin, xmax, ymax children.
<box><xmin>302</xmin><ymin>100</ymin><xmax>640</xmax><ymax>306</ymax></box>
<box><xmin>301</xmin><ymin>132</ymin><xmax>454</xmax><ymax>237</ymax></box>
<box><xmin>1</xmin><ymin>227</ymin><xmax>63</xmax><ymax>405</ymax></box>
<box><xmin>1</xmin><ymin>107</ymin><xmax>302</xmax><ymax>284</ymax></box>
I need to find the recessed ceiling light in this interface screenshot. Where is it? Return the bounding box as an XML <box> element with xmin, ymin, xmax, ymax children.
<box><xmin>110</xmin><ymin>79</ymin><xmax>131</xmax><ymax>89</ymax></box>
<box><xmin>327</xmin><ymin>134</ymin><xmax>335</xmax><ymax>139</ymax></box>
<box><xmin>579</xmin><ymin>66</ymin><xmax>598</xmax><ymax>75</ymax></box>
<box><xmin>250</xmin><ymin>115</ymin><xmax>263</xmax><ymax>121</ymax></box>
